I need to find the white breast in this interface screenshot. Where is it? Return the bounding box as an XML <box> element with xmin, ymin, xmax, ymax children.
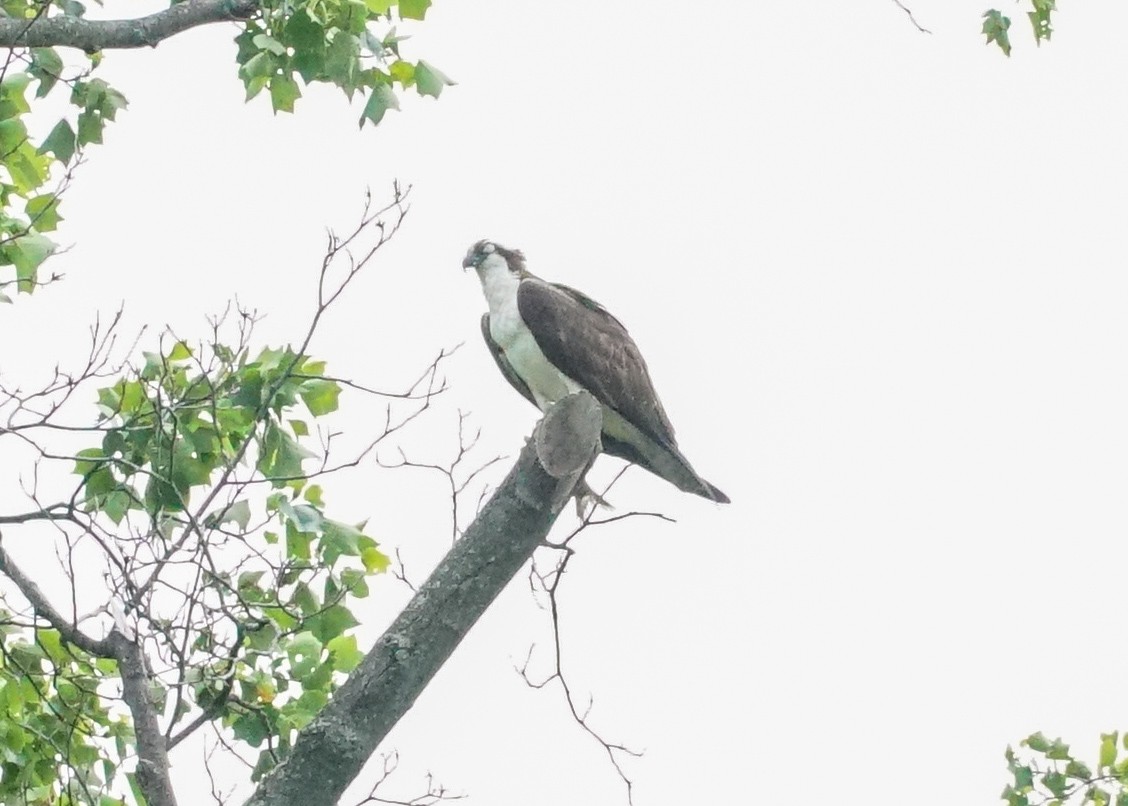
<box><xmin>476</xmin><ymin>257</ymin><xmax>581</xmax><ymax>411</ymax></box>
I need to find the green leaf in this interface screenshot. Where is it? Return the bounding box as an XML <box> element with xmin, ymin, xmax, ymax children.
<box><xmin>253</xmin><ymin>33</ymin><xmax>287</xmax><ymax>56</ymax></box>
<box><xmin>340</xmin><ymin>567</ymin><xmax>369</xmax><ymax>598</ymax></box>
<box><xmin>320</xmin><ymin>519</ymin><xmax>363</xmax><ymax>563</ymax></box>
<box><xmin>286</xmin><ymin>522</ymin><xmax>314</xmax><ymax>560</ymax></box>
<box><xmin>359</xmin><ymin>83</ymin><xmax>398</xmax><ymax>128</ymax></box>
<box><xmin>338</xmin><ymin>0</ymin><xmax>370</xmax><ymax>34</ymax></box>
<box><xmin>1027</xmin><ymin>0</ymin><xmax>1054</xmax><ymax>45</ymax></box>
<box><xmin>299</xmin><ymin>378</ymin><xmax>340</xmax><ymax>415</ymax></box>
<box><xmin>126</xmin><ymin>772</ymin><xmax>145</xmax><ymax>806</ymax></box>
<box><xmin>0</xmin><ymin>117</ymin><xmax>27</xmax><ymax>154</ymax></box>
<box><xmin>284</xmin><ymin>688</ymin><xmax>328</xmax><ymax>729</ymax></box>
<box><xmin>240</xmin><ymin>51</ymin><xmax>279</xmax><ymax>81</ymax></box>
<box><xmin>325</xmin><ymin>32</ymin><xmax>361</xmax><ymax>94</ymax></box>
<box><xmin>1065</xmin><ymin>759</ymin><xmax>1092</xmax><ymax>779</ymax></box>
<box><xmin>1042</xmin><ymin>770</ymin><xmax>1068</xmax><ymax>798</ymax></box>
<box><xmin>102</xmin><ymin>488</ymin><xmax>134</xmax><ymax>524</ymax></box>
<box><xmin>238</xmin><ymin>570</ymin><xmax>266</xmax><ymax>591</ymax></box>
<box><xmin>7</xmin><ymin>145</ymin><xmax>48</xmax><ymax>193</ymax></box>
<box><xmin>1100</xmin><ymin>733</ymin><xmax>1118</xmax><ymax>770</ymax></box>
<box><xmin>286</xmin><ymin>12</ymin><xmax>327</xmax><ymax>82</ymax></box>
<box><xmin>1046</xmin><ymin>736</ymin><xmax>1072</xmax><ymax>760</ymax></box>
<box><xmin>206</xmin><ymin>499</ymin><xmax>252</xmax><ymax>530</ymax></box>
<box><xmin>399</xmin><ymin>0</ymin><xmax>431</xmax><ymax>20</ymax></box>
<box><xmin>414</xmin><ymin>60</ymin><xmax>454</xmax><ymax>98</ymax></box>
<box><xmin>303</xmin><ymin>484</ymin><xmax>324</xmax><ymax>507</ymax></box>
<box><xmin>326</xmin><ymin>634</ymin><xmax>363</xmax><ymax>672</ymax></box>
<box><xmin>1013</xmin><ymin>764</ymin><xmax>1034</xmax><ymax>790</ymax></box>
<box><xmin>1025</xmin><ymin>732</ymin><xmax>1051</xmax><ymax>753</ymax></box>
<box><xmin>279</xmin><ymin>499</ymin><xmax>323</xmax><ymax>533</ymax></box>
<box><xmin>389</xmin><ymin>60</ymin><xmax>414</xmax><ymax>86</ymax></box>
<box><xmin>25</xmin><ymin>194</ymin><xmax>61</xmax><ymax>232</ymax></box>
<box><xmin>74</xmin><ymin>446</ymin><xmax>109</xmax><ymax>476</ymax></box>
<box><xmin>231</xmin><ymin>712</ymin><xmax>269</xmax><ymax>747</ymax></box>
<box><xmin>4</xmin><ymin>233</ymin><xmax>54</xmax><ymax>292</ymax></box>
<box><xmin>286</xmin><ymin>632</ymin><xmax>322</xmax><ymax>681</ymax></box>
<box><xmin>29</xmin><ymin>49</ymin><xmax>63</xmax><ymax>98</ymax></box>
<box><xmin>307</xmin><ymin>604</ymin><xmax>358</xmax><ymax>643</ymax></box>
<box><xmin>982</xmin><ymin>10</ymin><xmax>1012</xmax><ymax>56</ymax></box>
<box><xmin>269</xmin><ymin>74</ymin><xmax>302</xmax><ymax>114</ymax></box>
<box><xmin>0</xmin><ymin>73</ymin><xmax>31</xmax><ymax>119</ymax></box>
<box><xmin>76</xmin><ymin>110</ymin><xmax>104</xmax><ymax>146</ymax></box>
<box><xmin>361</xmin><ymin>545</ymin><xmax>390</xmax><ymax>574</ymax></box>
<box><xmin>257</xmin><ymin>421</ymin><xmax>317</xmax><ymax>481</ymax></box>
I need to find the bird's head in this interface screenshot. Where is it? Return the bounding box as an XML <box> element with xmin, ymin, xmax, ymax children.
<box><xmin>462</xmin><ymin>240</ymin><xmax>527</xmax><ymax>278</ymax></box>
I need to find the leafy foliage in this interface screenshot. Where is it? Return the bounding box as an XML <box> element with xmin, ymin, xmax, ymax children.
<box><xmin>0</xmin><ymin>38</ymin><xmax>124</xmax><ymax>301</ymax></box>
<box><xmin>0</xmin><ymin>0</ymin><xmax>451</xmax><ymax>301</ymax></box>
<box><xmin>1003</xmin><ymin>731</ymin><xmax>1128</xmax><ymax>806</ymax></box>
<box><xmin>983</xmin><ymin>1</ymin><xmax>1056</xmax><ymax>55</ymax></box>
<box><xmin>234</xmin><ymin>0</ymin><xmax>455</xmax><ymax>124</ymax></box>
<box><xmin>0</xmin><ymin>309</ymin><xmax>405</xmax><ymax>801</ymax></box>
<box><xmin>0</xmin><ymin>620</ymin><xmax>131</xmax><ymax>805</ymax></box>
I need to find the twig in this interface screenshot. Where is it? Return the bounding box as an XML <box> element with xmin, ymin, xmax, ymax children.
<box><xmin>515</xmin><ymin>469</ymin><xmax>676</xmax><ymax>805</ymax></box>
<box><xmin>0</xmin><ymin>534</ymin><xmax>110</xmax><ymax>657</ymax></box>
<box><xmin>891</xmin><ymin>0</ymin><xmax>931</xmax><ymax>34</ymax></box>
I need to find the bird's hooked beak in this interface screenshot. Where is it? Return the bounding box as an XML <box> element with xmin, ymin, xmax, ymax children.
<box><xmin>462</xmin><ymin>249</ymin><xmax>481</xmax><ymax>271</ymax></box>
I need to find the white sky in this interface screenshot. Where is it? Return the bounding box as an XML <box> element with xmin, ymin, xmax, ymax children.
<box><xmin>3</xmin><ymin>0</ymin><xmax>1128</xmax><ymax>803</ymax></box>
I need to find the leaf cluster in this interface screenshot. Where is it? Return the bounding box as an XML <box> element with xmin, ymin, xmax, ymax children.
<box><xmin>1</xmin><ymin>314</ymin><xmax>397</xmax><ymax>802</ymax></box>
<box><xmin>1004</xmin><ymin>731</ymin><xmax>1128</xmax><ymax>806</ymax></box>
<box><xmin>0</xmin><ymin>0</ymin><xmax>449</xmax><ymax>303</ymax></box>
<box><xmin>0</xmin><ymin>619</ymin><xmax>131</xmax><ymax>805</ymax></box>
<box><xmin>0</xmin><ymin>28</ymin><xmax>126</xmax><ymax>300</ymax></box>
<box><xmin>234</xmin><ymin>0</ymin><xmax>454</xmax><ymax>125</ymax></box>
<box><xmin>982</xmin><ymin>0</ymin><xmax>1056</xmax><ymax>55</ymax></box>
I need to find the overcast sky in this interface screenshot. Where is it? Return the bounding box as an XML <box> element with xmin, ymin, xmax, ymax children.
<box><xmin>3</xmin><ymin>0</ymin><xmax>1128</xmax><ymax>803</ymax></box>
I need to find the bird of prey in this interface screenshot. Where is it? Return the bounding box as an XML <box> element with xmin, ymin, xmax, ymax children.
<box><xmin>463</xmin><ymin>239</ymin><xmax>729</xmax><ymax>504</ymax></box>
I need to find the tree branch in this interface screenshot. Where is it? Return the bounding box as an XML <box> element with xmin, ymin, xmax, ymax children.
<box><xmin>0</xmin><ymin>0</ymin><xmax>261</xmax><ymax>51</ymax></box>
<box><xmin>245</xmin><ymin>392</ymin><xmax>604</xmax><ymax>806</ymax></box>
<box><xmin>891</xmin><ymin>0</ymin><xmax>931</xmax><ymax>34</ymax></box>
<box><xmin>107</xmin><ymin>630</ymin><xmax>179</xmax><ymax>806</ymax></box>
<box><xmin>0</xmin><ymin>534</ymin><xmax>110</xmax><ymax>657</ymax></box>
<box><xmin>0</xmin><ymin>535</ymin><xmax>176</xmax><ymax>804</ymax></box>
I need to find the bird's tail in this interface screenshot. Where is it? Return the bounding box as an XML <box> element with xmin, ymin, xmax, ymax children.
<box><xmin>601</xmin><ymin>411</ymin><xmax>730</xmax><ymax>503</ymax></box>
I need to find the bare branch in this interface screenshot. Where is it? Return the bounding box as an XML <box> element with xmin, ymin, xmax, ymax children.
<box><xmin>246</xmin><ymin>392</ymin><xmax>603</xmax><ymax>806</ymax></box>
<box><xmin>354</xmin><ymin>751</ymin><xmax>464</xmax><ymax>806</ymax></box>
<box><xmin>0</xmin><ymin>534</ymin><xmax>110</xmax><ymax>657</ymax></box>
<box><xmin>891</xmin><ymin>0</ymin><xmax>931</xmax><ymax>34</ymax></box>
<box><xmin>516</xmin><ymin>469</ymin><xmax>677</xmax><ymax>805</ymax></box>
<box><xmin>0</xmin><ymin>0</ymin><xmax>260</xmax><ymax>51</ymax></box>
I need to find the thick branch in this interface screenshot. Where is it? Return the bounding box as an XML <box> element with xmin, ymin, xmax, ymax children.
<box><xmin>0</xmin><ymin>536</ymin><xmax>110</xmax><ymax>657</ymax></box>
<box><xmin>0</xmin><ymin>538</ymin><xmax>176</xmax><ymax>804</ymax></box>
<box><xmin>0</xmin><ymin>0</ymin><xmax>260</xmax><ymax>50</ymax></box>
<box><xmin>108</xmin><ymin>631</ymin><xmax>179</xmax><ymax>806</ymax></box>
<box><xmin>245</xmin><ymin>393</ymin><xmax>603</xmax><ymax>806</ymax></box>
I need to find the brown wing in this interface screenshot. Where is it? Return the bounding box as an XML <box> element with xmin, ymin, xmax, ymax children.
<box><xmin>480</xmin><ymin>313</ymin><xmax>538</xmax><ymax>410</ymax></box>
<box><xmin>517</xmin><ymin>278</ymin><xmax>679</xmax><ymax>450</ymax></box>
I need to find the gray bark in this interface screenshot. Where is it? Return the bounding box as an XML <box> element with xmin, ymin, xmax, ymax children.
<box><xmin>0</xmin><ymin>0</ymin><xmax>259</xmax><ymax>51</ymax></box>
<box><xmin>0</xmin><ymin>540</ymin><xmax>178</xmax><ymax>806</ymax></box>
<box><xmin>109</xmin><ymin>631</ymin><xmax>179</xmax><ymax>806</ymax></box>
<box><xmin>245</xmin><ymin>392</ymin><xmax>603</xmax><ymax>806</ymax></box>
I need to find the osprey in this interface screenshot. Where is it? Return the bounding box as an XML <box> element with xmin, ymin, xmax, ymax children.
<box><xmin>463</xmin><ymin>239</ymin><xmax>729</xmax><ymax>504</ymax></box>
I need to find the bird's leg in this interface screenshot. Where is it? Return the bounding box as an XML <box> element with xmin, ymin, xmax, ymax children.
<box><xmin>573</xmin><ymin>477</ymin><xmax>613</xmax><ymax>519</ymax></box>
